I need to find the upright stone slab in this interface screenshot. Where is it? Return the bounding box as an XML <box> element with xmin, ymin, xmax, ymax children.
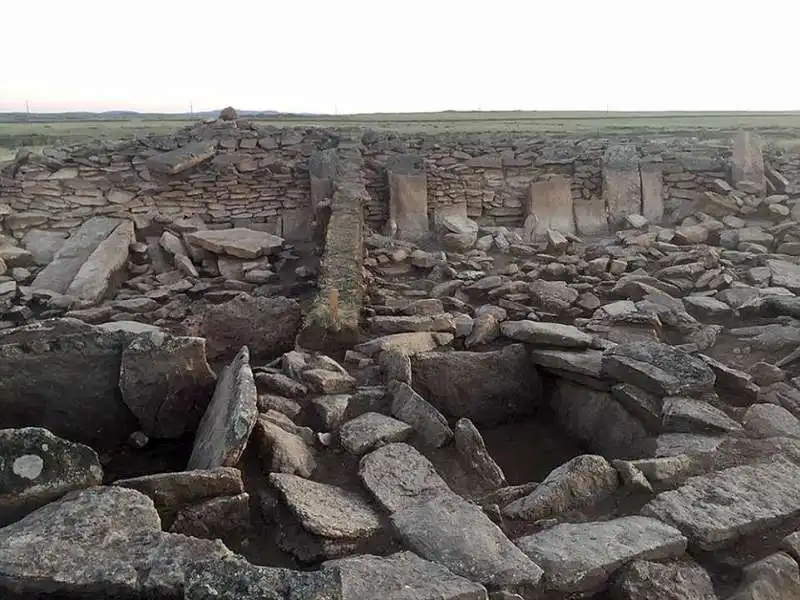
<box><xmin>574</xmin><ymin>196</ymin><xmax>610</xmax><ymax>235</ymax></box>
<box><xmin>528</xmin><ymin>174</ymin><xmax>575</xmax><ymax>239</ymax></box>
<box><xmin>731</xmin><ymin>131</ymin><xmax>766</xmax><ymax>196</ymax></box>
<box><xmin>640</xmin><ymin>160</ymin><xmax>664</xmax><ymax>223</ymax></box>
<box><xmin>308</xmin><ymin>149</ymin><xmax>339</xmax><ymax>243</ymax></box>
<box><xmin>387</xmin><ymin>155</ymin><xmax>429</xmax><ymax>242</ymax></box>
<box><xmin>603</xmin><ymin>145</ymin><xmax>642</xmax><ymax>227</ymax></box>
<box><xmin>432</xmin><ymin>203</ymin><xmax>469</xmax><ymax>234</ymax></box>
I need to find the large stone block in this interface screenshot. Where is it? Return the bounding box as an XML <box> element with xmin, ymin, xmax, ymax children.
<box><xmin>603</xmin><ymin>145</ymin><xmax>642</xmax><ymax>226</ymax></box>
<box><xmin>731</xmin><ymin>131</ymin><xmax>766</xmax><ymax>196</ymax></box>
<box><xmin>388</xmin><ymin>155</ymin><xmax>429</xmax><ymax>242</ymax></box>
<box><xmin>574</xmin><ymin>196</ymin><xmax>610</xmax><ymax>235</ymax></box>
<box><xmin>528</xmin><ymin>174</ymin><xmax>575</xmax><ymax>238</ymax></box>
<box><xmin>640</xmin><ymin>161</ymin><xmax>664</xmax><ymax>223</ymax></box>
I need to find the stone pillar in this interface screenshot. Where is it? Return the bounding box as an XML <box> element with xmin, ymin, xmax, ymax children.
<box><xmin>640</xmin><ymin>159</ymin><xmax>664</xmax><ymax>223</ymax></box>
<box><xmin>731</xmin><ymin>131</ymin><xmax>766</xmax><ymax>196</ymax></box>
<box><xmin>603</xmin><ymin>145</ymin><xmax>642</xmax><ymax>227</ymax></box>
<box><xmin>387</xmin><ymin>155</ymin><xmax>429</xmax><ymax>242</ymax></box>
<box><xmin>527</xmin><ymin>174</ymin><xmax>575</xmax><ymax>240</ymax></box>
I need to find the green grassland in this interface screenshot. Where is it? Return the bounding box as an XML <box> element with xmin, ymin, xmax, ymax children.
<box><xmin>4</xmin><ymin>111</ymin><xmax>800</xmax><ymax>161</ymax></box>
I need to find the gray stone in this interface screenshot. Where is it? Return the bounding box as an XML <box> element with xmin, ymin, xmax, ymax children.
<box><xmin>303</xmin><ymin>368</ymin><xmax>356</xmax><ymax>395</ymax></box>
<box><xmin>368</xmin><ymin>314</ymin><xmax>456</xmax><ymax>335</ymax></box>
<box><xmin>113</xmin><ymin>467</ymin><xmax>243</xmax><ymax>517</ymax></box>
<box><xmin>611</xmin><ymin>383</ymin><xmax>662</xmax><ymax>433</ymax></box>
<box><xmin>253</xmin><ymin>417</ymin><xmax>317</xmax><ymax>478</ymax></box>
<box><xmin>325</xmin><ymin>551</ymin><xmax>489</xmax><ymax>600</ymax></box>
<box><xmin>454</xmin><ymin>418</ymin><xmax>506</xmax><ymax>489</ymax></box>
<box><xmin>683</xmin><ymin>296</ymin><xmax>732</xmax><ymax>322</ymax></box>
<box><xmin>391</xmin><ymin>493</ymin><xmax>543</xmax><ymax>595</ymax></box>
<box><xmin>0</xmin><ymin>427</ymin><xmax>102</xmax><ymax>526</ymax></box>
<box><xmin>641</xmin><ymin>456</ymin><xmax>800</xmax><ymax>550</ymax></box>
<box><xmin>731</xmin><ymin>131</ymin><xmax>766</xmax><ymax>196</ymax></box>
<box><xmin>661</xmin><ymin>397</ymin><xmax>743</xmax><ymax>435</ymax></box>
<box><xmin>168</xmin><ymin>492</ymin><xmax>251</xmax><ymax>542</ymax></box>
<box><xmin>354</xmin><ymin>332</ymin><xmax>453</xmax><ymax>358</ymax></box>
<box><xmin>310</xmin><ymin>394</ymin><xmax>351</xmax><ymax>430</ymax></box>
<box><xmin>391</xmin><ymin>382</ymin><xmax>453</xmax><ymax>448</ymax></box>
<box><xmin>388</xmin><ymin>161</ymin><xmax>429</xmax><ymax>242</ymax></box>
<box><xmin>515</xmin><ymin>516</ymin><xmax>687</xmax><ymax>594</ymax></box>
<box><xmin>255</xmin><ymin>371</ymin><xmax>308</xmax><ymax>399</ymax></box>
<box><xmin>270</xmin><ymin>472</ymin><xmax>385</xmax><ymax>561</ymax></box>
<box><xmin>727</xmin><ymin>552</ymin><xmax>800</xmax><ymax>600</ymax></box>
<box><xmin>743</xmin><ymin>404</ymin><xmax>800</xmax><ymax>439</ymax></box>
<box><xmin>504</xmin><ymin>454</ymin><xmax>618</xmax><ymax>521</ymax></box>
<box><xmin>500</xmin><ymin>320</ymin><xmax>593</xmax><ymax>348</ymax></box>
<box><xmin>530</xmin><ymin>348</ymin><xmax>605</xmax><ymax>379</ymax></box>
<box><xmin>359</xmin><ymin>443</ymin><xmax>451</xmax><ymax>513</ymax></box>
<box><xmin>194</xmin><ymin>294</ymin><xmax>301</xmax><ymax>362</ymax></box>
<box><xmin>465</xmin><ymin>312</ymin><xmax>502</xmax><ymax>348</ymax></box>
<box><xmin>185</xmin><ymin>228</ymin><xmax>284</xmax><ymax>259</ymax></box>
<box><xmin>339</xmin><ymin>413</ymin><xmax>413</xmax><ymax>455</ymax></box>
<box><xmin>602</xmin><ymin>342</ymin><xmax>716</xmax><ymax>397</ymax></box>
<box><xmin>146</xmin><ymin>140</ymin><xmax>217</xmax><ymax>175</ymax></box>
<box><xmin>611</xmin><ymin>559</ymin><xmax>717</xmax><ymax>600</ymax></box>
<box><xmin>120</xmin><ymin>330</ymin><xmax>216</xmax><ymax>438</ymax></box>
<box><xmin>768</xmin><ymin>260</ymin><xmax>800</xmax><ymax>292</ymax></box>
<box><xmin>0</xmin><ymin>486</ymin><xmax>230</xmax><ymax>598</ymax></box>
<box><xmin>603</xmin><ymin>145</ymin><xmax>642</xmax><ymax>227</ymax></box>
<box><xmin>411</xmin><ymin>344</ymin><xmax>541</xmax><ymax>425</ymax></box>
<box><xmin>22</xmin><ymin>230</ymin><xmax>67</xmax><ymax>266</ymax></box>
<box><xmin>528</xmin><ymin>175</ymin><xmax>575</xmax><ymax>238</ymax></box>
<box><xmin>187</xmin><ymin>346</ymin><xmax>257</xmax><ymax>470</ymax></box>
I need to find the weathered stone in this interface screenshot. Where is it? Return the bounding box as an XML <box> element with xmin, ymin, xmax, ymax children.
<box><xmin>359</xmin><ymin>443</ymin><xmax>451</xmax><ymax>513</ymax></box>
<box><xmin>367</xmin><ymin>314</ymin><xmax>456</xmax><ymax>335</ymax></box>
<box><xmin>727</xmin><ymin>552</ymin><xmax>800</xmax><ymax>600</ymax></box>
<box><xmin>270</xmin><ymin>472</ymin><xmax>385</xmax><ymax>561</ymax></box>
<box><xmin>604</xmin><ymin>145</ymin><xmax>642</xmax><ymax>226</ymax></box>
<box><xmin>731</xmin><ymin>131</ymin><xmax>766</xmax><ymax>196</ymax></box>
<box><xmin>530</xmin><ymin>348</ymin><xmax>604</xmax><ymax>379</ymax></box>
<box><xmin>391</xmin><ymin>492</ymin><xmax>544</xmax><ymax>595</ymax></box>
<box><xmin>661</xmin><ymin>396</ymin><xmax>743</xmax><ymax>435</ymax></box>
<box><xmin>411</xmin><ymin>344</ymin><xmax>541</xmax><ymax>425</ymax></box>
<box><xmin>454</xmin><ymin>418</ymin><xmax>506</xmax><ymax>489</ymax></box>
<box><xmin>0</xmin><ymin>427</ymin><xmax>102</xmax><ymax>526</ymax></box>
<box><xmin>641</xmin><ymin>162</ymin><xmax>664</xmax><ymax>223</ymax></box>
<box><xmin>515</xmin><ymin>516</ymin><xmax>687</xmax><ymax>594</ymax></box>
<box><xmin>22</xmin><ymin>229</ymin><xmax>67</xmax><ymax>266</ymax></box>
<box><xmin>743</xmin><ymin>404</ymin><xmax>800</xmax><ymax>439</ymax></box>
<box><xmin>528</xmin><ymin>175</ymin><xmax>575</xmax><ymax>238</ymax></box>
<box><xmin>602</xmin><ymin>342</ymin><xmax>715</xmax><ymax>397</ymax></box>
<box><xmin>119</xmin><ymin>330</ymin><xmax>216</xmax><ymax>438</ymax></box>
<box><xmin>194</xmin><ymin>294</ymin><xmax>301</xmax><ymax>362</ymax></box>
<box><xmin>325</xmin><ymin>551</ymin><xmax>488</xmax><ymax>600</ymax></box>
<box><xmin>391</xmin><ymin>382</ymin><xmax>453</xmax><ymax>448</ymax></box>
<box><xmin>0</xmin><ymin>486</ymin><xmax>230</xmax><ymax>598</ymax></box>
<box><xmin>302</xmin><ymin>368</ymin><xmax>356</xmax><ymax>395</ymax></box>
<box><xmin>186</xmin><ymin>228</ymin><xmax>283</xmax><ymax>259</ymax></box>
<box><xmin>146</xmin><ymin>140</ymin><xmax>217</xmax><ymax>175</ymax></box>
<box><xmin>504</xmin><ymin>454</ymin><xmax>618</xmax><ymax>521</ymax></box>
<box><xmin>388</xmin><ymin>158</ymin><xmax>429</xmax><ymax>242</ymax></box>
<box><xmin>642</xmin><ymin>457</ymin><xmax>800</xmax><ymax>550</ymax></box>
<box><xmin>339</xmin><ymin>412</ymin><xmax>413</xmax><ymax>455</ymax></box>
<box><xmin>168</xmin><ymin>492</ymin><xmax>251</xmax><ymax>542</ymax></box>
<box><xmin>113</xmin><ymin>467</ymin><xmax>244</xmax><ymax>517</ymax></box>
<box><xmin>253</xmin><ymin>417</ymin><xmax>317</xmax><ymax>478</ymax></box>
<box><xmin>767</xmin><ymin>260</ymin><xmax>800</xmax><ymax>292</ymax></box>
<box><xmin>501</xmin><ymin>320</ymin><xmax>593</xmax><ymax>348</ymax></box>
<box><xmin>187</xmin><ymin>346</ymin><xmax>257</xmax><ymax>470</ymax></box>
<box><xmin>255</xmin><ymin>371</ymin><xmax>308</xmax><ymax>399</ymax></box>
<box><xmin>611</xmin><ymin>559</ymin><xmax>717</xmax><ymax>600</ymax></box>
<box><xmin>354</xmin><ymin>331</ymin><xmax>453</xmax><ymax>358</ymax></box>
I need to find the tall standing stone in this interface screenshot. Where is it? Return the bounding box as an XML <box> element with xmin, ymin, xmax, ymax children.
<box><xmin>640</xmin><ymin>159</ymin><xmax>664</xmax><ymax>223</ymax></box>
<box><xmin>603</xmin><ymin>145</ymin><xmax>642</xmax><ymax>227</ymax></box>
<box><xmin>388</xmin><ymin>155</ymin><xmax>429</xmax><ymax>242</ymax></box>
<box><xmin>731</xmin><ymin>131</ymin><xmax>766</xmax><ymax>196</ymax></box>
<box><xmin>574</xmin><ymin>196</ymin><xmax>610</xmax><ymax>236</ymax></box>
<box><xmin>528</xmin><ymin>175</ymin><xmax>575</xmax><ymax>239</ymax></box>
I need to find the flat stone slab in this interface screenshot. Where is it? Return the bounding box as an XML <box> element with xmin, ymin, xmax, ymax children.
<box><xmin>359</xmin><ymin>443</ymin><xmax>452</xmax><ymax>513</ymax></box>
<box><xmin>185</xmin><ymin>228</ymin><xmax>284</xmax><ymax>259</ymax></box>
<box><xmin>391</xmin><ymin>492</ymin><xmax>544</xmax><ymax>595</ymax></box>
<box><xmin>767</xmin><ymin>260</ymin><xmax>800</xmax><ymax>292</ymax></box>
<box><xmin>325</xmin><ymin>551</ymin><xmax>487</xmax><ymax>599</ymax></box>
<box><xmin>145</xmin><ymin>140</ymin><xmax>217</xmax><ymax>175</ymax></box>
<box><xmin>611</xmin><ymin>559</ymin><xmax>717</xmax><ymax>600</ymax></box>
<box><xmin>354</xmin><ymin>332</ymin><xmax>454</xmax><ymax>358</ymax></box>
<box><xmin>187</xmin><ymin>346</ymin><xmax>257</xmax><ymax>470</ymax></box>
<box><xmin>0</xmin><ymin>487</ymin><xmax>230</xmax><ymax>598</ymax></box>
<box><xmin>602</xmin><ymin>341</ymin><xmax>716</xmax><ymax>397</ymax></box>
<box><xmin>641</xmin><ymin>456</ymin><xmax>800</xmax><ymax>550</ymax></box>
<box><xmin>31</xmin><ymin>216</ymin><xmax>121</xmax><ymax>294</ymax></box>
<box><xmin>66</xmin><ymin>220</ymin><xmax>134</xmax><ymax>306</ymax></box>
<box><xmin>269</xmin><ymin>473</ymin><xmax>382</xmax><ymax>541</ymax></box>
<box><xmin>743</xmin><ymin>403</ymin><xmax>800</xmax><ymax>439</ymax></box>
<box><xmin>0</xmin><ymin>427</ymin><xmax>102</xmax><ymax>526</ymax></box>
<box><xmin>391</xmin><ymin>382</ymin><xmax>453</xmax><ymax>448</ymax></box>
<box><xmin>501</xmin><ymin>320</ymin><xmax>593</xmax><ymax>348</ymax></box>
<box><xmin>339</xmin><ymin>412</ymin><xmax>413</xmax><ymax>455</ymax></box>
<box><xmin>530</xmin><ymin>348</ymin><xmax>604</xmax><ymax>379</ymax></box>
<box><xmin>515</xmin><ymin>516</ymin><xmax>687</xmax><ymax>594</ymax></box>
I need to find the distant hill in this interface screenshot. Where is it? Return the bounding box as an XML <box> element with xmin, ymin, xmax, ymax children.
<box><xmin>0</xmin><ymin>109</ymin><xmax>321</xmax><ymax>123</ymax></box>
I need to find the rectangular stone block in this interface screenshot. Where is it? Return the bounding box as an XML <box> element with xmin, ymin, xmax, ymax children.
<box><xmin>731</xmin><ymin>131</ymin><xmax>766</xmax><ymax>196</ymax></box>
<box><xmin>528</xmin><ymin>175</ymin><xmax>575</xmax><ymax>239</ymax></box>
<box><xmin>573</xmin><ymin>197</ymin><xmax>609</xmax><ymax>236</ymax></box>
<box><xmin>641</xmin><ymin>162</ymin><xmax>664</xmax><ymax>223</ymax></box>
<box><xmin>388</xmin><ymin>155</ymin><xmax>428</xmax><ymax>242</ymax></box>
<box><xmin>603</xmin><ymin>145</ymin><xmax>642</xmax><ymax>227</ymax></box>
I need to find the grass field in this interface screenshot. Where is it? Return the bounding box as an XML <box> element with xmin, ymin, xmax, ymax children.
<box><xmin>4</xmin><ymin>111</ymin><xmax>800</xmax><ymax>160</ymax></box>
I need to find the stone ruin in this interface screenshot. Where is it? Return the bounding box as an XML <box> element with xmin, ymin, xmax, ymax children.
<box><xmin>4</xmin><ymin>115</ymin><xmax>800</xmax><ymax>598</ymax></box>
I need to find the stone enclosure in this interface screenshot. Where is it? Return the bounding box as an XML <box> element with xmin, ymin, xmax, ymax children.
<box><xmin>5</xmin><ymin>114</ymin><xmax>800</xmax><ymax>599</ymax></box>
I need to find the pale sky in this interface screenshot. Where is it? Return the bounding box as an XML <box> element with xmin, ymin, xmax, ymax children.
<box><xmin>1</xmin><ymin>0</ymin><xmax>796</xmax><ymax>114</ymax></box>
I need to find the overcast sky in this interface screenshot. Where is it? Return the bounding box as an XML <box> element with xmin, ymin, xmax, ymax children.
<box><xmin>1</xmin><ymin>0</ymin><xmax>795</xmax><ymax>114</ymax></box>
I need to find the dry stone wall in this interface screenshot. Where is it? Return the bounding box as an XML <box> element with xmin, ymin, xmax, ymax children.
<box><xmin>2</xmin><ymin>122</ymin><xmax>800</xmax><ymax>242</ymax></box>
